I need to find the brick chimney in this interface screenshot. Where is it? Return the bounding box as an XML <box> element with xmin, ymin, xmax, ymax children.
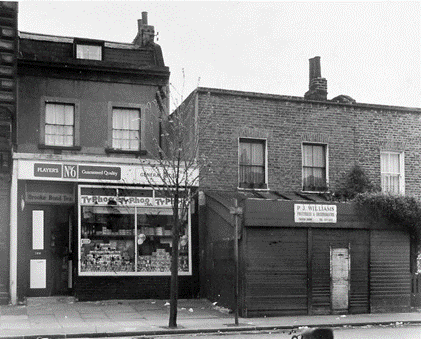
<box><xmin>133</xmin><ymin>12</ymin><xmax>155</xmax><ymax>47</ymax></box>
<box><xmin>304</xmin><ymin>56</ymin><xmax>328</xmax><ymax>101</ymax></box>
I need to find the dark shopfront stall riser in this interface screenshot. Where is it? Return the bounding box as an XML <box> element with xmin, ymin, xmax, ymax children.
<box><xmin>202</xmin><ymin>193</ymin><xmax>412</xmax><ymax>317</ymax></box>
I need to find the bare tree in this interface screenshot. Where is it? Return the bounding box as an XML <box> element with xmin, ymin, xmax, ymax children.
<box><xmin>139</xmin><ymin>83</ymin><xmax>220</xmax><ymax>328</ymax></box>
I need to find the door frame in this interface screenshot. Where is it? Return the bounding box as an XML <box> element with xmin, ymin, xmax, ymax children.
<box><xmin>330</xmin><ymin>244</ymin><xmax>351</xmax><ymax>314</ymax></box>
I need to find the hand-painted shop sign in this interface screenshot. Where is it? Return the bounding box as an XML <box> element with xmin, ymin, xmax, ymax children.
<box><xmin>34</xmin><ymin>163</ymin><xmax>121</xmax><ymax>180</ymax></box>
<box><xmin>294</xmin><ymin>204</ymin><xmax>337</xmax><ymax>223</ymax></box>
<box><xmin>26</xmin><ymin>192</ymin><xmax>75</xmax><ymax>204</ymax></box>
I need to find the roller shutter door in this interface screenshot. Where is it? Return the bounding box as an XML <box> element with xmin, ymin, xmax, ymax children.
<box><xmin>370</xmin><ymin>230</ymin><xmax>410</xmax><ymax>313</ymax></box>
<box><xmin>244</xmin><ymin>227</ymin><xmax>308</xmax><ymax>316</ymax></box>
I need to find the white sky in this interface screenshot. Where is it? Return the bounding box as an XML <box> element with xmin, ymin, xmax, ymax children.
<box><xmin>17</xmin><ymin>1</ymin><xmax>421</xmax><ymax>109</ymax></box>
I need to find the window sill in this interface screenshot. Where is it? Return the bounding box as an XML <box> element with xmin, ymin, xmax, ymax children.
<box><xmin>105</xmin><ymin>148</ymin><xmax>147</xmax><ymax>156</ymax></box>
<box><xmin>238</xmin><ymin>183</ymin><xmax>268</xmax><ymax>190</ymax></box>
<box><xmin>38</xmin><ymin>144</ymin><xmax>81</xmax><ymax>151</ymax></box>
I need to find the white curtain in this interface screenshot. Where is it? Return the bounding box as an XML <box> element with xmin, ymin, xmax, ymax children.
<box><xmin>381</xmin><ymin>153</ymin><xmax>400</xmax><ymax>193</ymax></box>
<box><xmin>303</xmin><ymin>144</ymin><xmax>326</xmax><ymax>190</ymax></box>
<box><xmin>45</xmin><ymin>103</ymin><xmax>74</xmax><ymax>146</ymax></box>
<box><xmin>112</xmin><ymin>108</ymin><xmax>140</xmax><ymax>150</ymax></box>
<box><xmin>239</xmin><ymin>140</ymin><xmax>264</xmax><ymax>186</ymax></box>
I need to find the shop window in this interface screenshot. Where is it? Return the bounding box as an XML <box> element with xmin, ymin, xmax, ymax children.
<box><xmin>302</xmin><ymin>143</ymin><xmax>328</xmax><ymax>191</ymax></box>
<box><xmin>79</xmin><ymin>186</ymin><xmax>191</xmax><ymax>276</ymax></box>
<box><xmin>40</xmin><ymin>97</ymin><xmax>80</xmax><ymax>149</ymax></box>
<box><xmin>239</xmin><ymin>138</ymin><xmax>267</xmax><ymax>189</ymax></box>
<box><xmin>381</xmin><ymin>151</ymin><xmax>404</xmax><ymax>194</ymax></box>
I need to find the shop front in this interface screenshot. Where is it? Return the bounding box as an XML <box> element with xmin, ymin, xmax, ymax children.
<box><xmin>202</xmin><ymin>191</ymin><xmax>412</xmax><ymax>317</ymax></box>
<box><xmin>10</xmin><ymin>155</ymin><xmax>197</xmax><ymax>304</ymax></box>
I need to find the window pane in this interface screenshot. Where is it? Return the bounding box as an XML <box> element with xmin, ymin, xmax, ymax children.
<box><xmin>312</xmin><ymin>145</ymin><xmax>325</xmax><ymax>167</ymax></box>
<box><xmin>64</xmin><ymin>105</ymin><xmax>74</xmax><ymax>125</ymax></box>
<box><xmin>239</xmin><ymin>143</ymin><xmax>250</xmax><ymax>165</ymax></box>
<box><xmin>389</xmin><ymin>153</ymin><xmax>400</xmax><ymax>173</ymax></box>
<box><xmin>54</xmin><ymin>105</ymin><xmax>65</xmax><ymax>125</ymax></box>
<box><xmin>381</xmin><ymin>153</ymin><xmax>389</xmax><ymax>172</ymax></box>
<box><xmin>45</xmin><ymin>104</ymin><xmax>56</xmax><ymax>124</ymax></box>
<box><xmin>251</xmin><ymin>142</ymin><xmax>264</xmax><ymax>165</ymax></box>
<box><xmin>76</xmin><ymin>45</ymin><xmax>102</xmax><ymax>60</ymax></box>
<box><xmin>303</xmin><ymin>144</ymin><xmax>313</xmax><ymax>166</ymax></box>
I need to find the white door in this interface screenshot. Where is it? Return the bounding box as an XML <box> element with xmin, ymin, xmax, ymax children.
<box><xmin>331</xmin><ymin>247</ymin><xmax>350</xmax><ymax>312</ymax></box>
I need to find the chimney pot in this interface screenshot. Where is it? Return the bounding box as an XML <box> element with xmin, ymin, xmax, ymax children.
<box><xmin>142</xmin><ymin>12</ymin><xmax>148</xmax><ymax>25</ymax></box>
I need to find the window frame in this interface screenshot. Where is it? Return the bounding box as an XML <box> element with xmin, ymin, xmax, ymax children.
<box><xmin>380</xmin><ymin>151</ymin><xmax>405</xmax><ymax>195</ymax></box>
<box><xmin>39</xmin><ymin>97</ymin><xmax>80</xmax><ymax>150</ymax></box>
<box><xmin>107</xmin><ymin>102</ymin><xmax>146</xmax><ymax>155</ymax></box>
<box><xmin>238</xmin><ymin>137</ymin><xmax>268</xmax><ymax>190</ymax></box>
<box><xmin>301</xmin><ymin>142</ymin><xmax>329</xmax><ymax>192</ymax></box>
<box><xmin>74</xmin><ymin>39</ymin><xmax>104</xmax><ymax>61</ymax></box>
<box><xmin>78</xmin><ymin>185</ymin><xmax>192</xmax><ymax>276</ymax></box>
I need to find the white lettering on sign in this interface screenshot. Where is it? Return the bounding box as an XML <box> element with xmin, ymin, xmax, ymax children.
<box><xmin>294</xmin><ymin>204</ymin><xmax>337</xmax><ymax>223</ymax></box>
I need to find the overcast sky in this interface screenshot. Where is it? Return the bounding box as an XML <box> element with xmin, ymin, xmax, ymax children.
<box><xmin>18</xmin><ymin>1</ymin><xmax>420</xmax><ymax>109</ymax></box>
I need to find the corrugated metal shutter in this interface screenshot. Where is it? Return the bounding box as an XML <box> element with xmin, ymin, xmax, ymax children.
<box><xmin>370</xmin><ymin>230</ymin><xmax>411</xmax><ymax>313</ymax></box>
<box><xmin>312</xmin><ymin>229</ymin><xmax>369</xmax><ymax>314</ymax></box>
<box><xmin>244</xmin><ymin>227</ymin><xmax>308</xmax><ymax>316</ymax></box>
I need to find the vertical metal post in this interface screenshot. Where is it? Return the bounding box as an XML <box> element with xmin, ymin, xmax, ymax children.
<box><xmin>234</xmin><ymin>199</ymin><xmax>239</xmax><ymax>326</ymax></box>
<box><xmin>230</xmin><ymin>199</ymin><xmax>242</xmax><ymax>326</ymax></box>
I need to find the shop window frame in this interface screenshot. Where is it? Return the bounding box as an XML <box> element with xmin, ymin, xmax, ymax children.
<box><xmin>78</xmin><ymin>185</ymin><xmax>192</xmax><ymax>276</ymax></box>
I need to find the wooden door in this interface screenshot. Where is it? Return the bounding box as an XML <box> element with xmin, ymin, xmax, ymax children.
<box><xmin>330</xmin><ymin>247</ymin><xmax>350</xmax><ymax>313</ymax></box>
<box><xmin>28</xmin><ymin>205</ymin><xmax>72</xmax><ymax>296</ymax></box>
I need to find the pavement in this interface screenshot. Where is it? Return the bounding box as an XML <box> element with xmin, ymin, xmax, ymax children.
<box><xmin>1</xmin><ymin>297</ymin><xmax>421</xmax><ymax>339</ymax></box>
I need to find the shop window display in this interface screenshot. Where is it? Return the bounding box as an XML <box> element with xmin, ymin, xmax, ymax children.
<box><xmin>79</xmin><ymin>186</ymin><xmax>191</xmax><ymax>276</ymax></box>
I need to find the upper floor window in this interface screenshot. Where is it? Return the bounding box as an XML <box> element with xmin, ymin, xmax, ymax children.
<box><xmin>302</xmin><ymin>143</ymin><xmax>327</xmax><ymax>191</ymax></box>
<box><xmin>76</xmin><ymin>44</ymin><xmax>102</xmax><ymax>60</ymax></box>
<box><xmin>45</xmin><ymin>102</ymin><xmax>75</xmax><ymax>147</ymax></box>
<box><xmin>381</xmin><ymin>151</ymin><xmax>405</xmax><ymax>194</ymax></box>
<box><xmin>112</xmin><ymin>107</ymin><xmax>140</xmax><ymax>151</ymax></box>
<box><xmin>239</xmin><ymin>138</ymin><xmax>267</xmax><ymax>189</ymax></box>
<box><xmin>40</xmin><ymin>97</ymin><xmax>80</xmax><ymax>149</ymax></box>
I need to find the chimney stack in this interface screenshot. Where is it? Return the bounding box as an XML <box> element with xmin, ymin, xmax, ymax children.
<box><xmin>304</xmin><ymin>56</ymin><xmax>328</xmax><ymax>101</ymax></box>
<box><xmin>133</xmin><ymin>12</ymin><xmax>155</xmax><ymax>47</ymax></box>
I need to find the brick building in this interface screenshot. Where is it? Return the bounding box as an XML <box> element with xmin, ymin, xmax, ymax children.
<box><xmin>0</xmin><ymin>1</ymin><xmax>17</xmax><ymax>305</ymax></box>
<box><xmin>177</xmin><ymin>57</ymin><xmax>421</xmax><ymax>316</ymax></box>
<box><xmin>9</xmin><ymin>12</ymin><xmax>199</xmax><ymax>304</ymax></box>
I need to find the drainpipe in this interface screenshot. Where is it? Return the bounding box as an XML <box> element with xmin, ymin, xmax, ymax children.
<box><xmin>9</xmin><ymin>157</ymin><xmax>18</xmax><ymax>304</ymax></box>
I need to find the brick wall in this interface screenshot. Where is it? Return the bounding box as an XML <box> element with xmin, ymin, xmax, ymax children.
<box><xmin>195</xmin><ymin>88</ymin><xmax>421</xmax><ymax>198</ymax></box>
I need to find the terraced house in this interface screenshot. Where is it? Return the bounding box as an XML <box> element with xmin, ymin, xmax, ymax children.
<box><xmin>8</xmin><ymin>12</ymin><xmax>200</xmax><ymax>305</ymax></box>
<box><xmin>177</xmin><ymin>56</ymin><xmax>421</xmax><ymax>316</ymax></box>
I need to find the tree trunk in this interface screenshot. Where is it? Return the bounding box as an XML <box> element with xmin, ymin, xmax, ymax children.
<box><xmin>169</xmin><ymin>196</ymin><xmax>180</xmax><ymax>328</ymax></box>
